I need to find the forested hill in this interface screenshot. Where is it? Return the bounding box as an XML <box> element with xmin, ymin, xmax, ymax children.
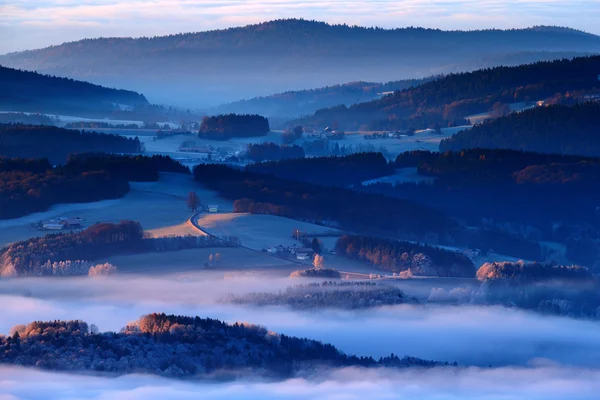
<box><xmin>2</xmin><ymin>19</ymin><xmax>598</xmax><ymax>105</ymax></box>
<box><xmin>439</xmin><ymin>103</ymin><xmax>600</xmax><ymax>156</ymax></box>
<box><xmin>0</xmin><ymin>65</ymin><xmax>149</xmax><ymax>116</ymax></box>
<box><xmin>212</xmin><ymin>78</ymin><xmax>434</xmax><ymax>118</ymax></box>
<box><xmin>293</xmin><ymin>55</ymin><xmax>600</xmax><ymax>131</ymax></box>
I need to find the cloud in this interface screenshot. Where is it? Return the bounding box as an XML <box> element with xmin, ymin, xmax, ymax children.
<box><xmin>1</xmin><ymin>274</ymin><xmax>600</xmax><ymax>368</ymax></box>
<box><xmin>0</xmin><ymin>364</ymin><xmax>599</xmax><ymax>400</ymax></box>
<box><xmin>1</xmin><ymin>1</ymin><xmax>599</xmax><ymax>53</ymax></box>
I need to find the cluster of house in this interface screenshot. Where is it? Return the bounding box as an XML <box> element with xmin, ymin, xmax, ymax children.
<box><xmin>41</xmin><ymin>217</ymin><xmax>84</xmax><ymax>230</ymax></box>
<box><xmin>263</xmin><ymin>245</ymin><xmax>316</xmax><ymax>261</ymax></box>
<box><xmin>305</xmin><ymin>127</ymin><xmax>345</xmax><ymax>140</ymax></box>
<box><xmin>364</xmin><ymin>130</ymin><xmax>410</xmax><ymax>140</ymax></box>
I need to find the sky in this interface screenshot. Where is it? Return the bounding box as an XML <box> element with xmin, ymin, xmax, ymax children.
<box><xmin>1</xmin><ymin>0</ymin><xmax>599</xmax><ymax>54</ymax></box>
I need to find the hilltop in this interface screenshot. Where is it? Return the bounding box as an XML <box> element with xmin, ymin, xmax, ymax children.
<box><xmin>0</xmin><ymin>65</ymin><xmax>148</xmax><ymax>117</ymax></box>
<box><xmin>292</xmin><ymin>55</ymin><xmax>600</xmax><ymax>131</ymax></box>
<box><xmin>2</xmin><ymin>19</ymin><xmax>598</xmax><ymax>106</ymax></box>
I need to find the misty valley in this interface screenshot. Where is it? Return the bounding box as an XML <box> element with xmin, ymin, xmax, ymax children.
<box><xmin>1</xmin><ymin>11</ymin><xmax>600</xmax><ymax>400</ymax></box>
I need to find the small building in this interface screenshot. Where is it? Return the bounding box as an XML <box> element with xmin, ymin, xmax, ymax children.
<box><xmin>42</xmin><ymin>222</ymin><xmax>63</xmax><ymax>230</ymax></box>
<box><xmin>61</xmin><ymin>219</ymin><xmax>82</xmax><ymax>229</ymax></box>
<box><xmin>208</xmin><ymin>205</ymin><xmax>219</xmax><ymax>213</ymax></box>
<box><xmin>294</xmin><ymin>247</ymin><xmax>315</xmax><ymax>260</ymax></box>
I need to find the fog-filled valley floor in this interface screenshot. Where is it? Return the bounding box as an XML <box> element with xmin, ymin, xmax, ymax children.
<box><xmin>1</xmin><ymin>275</ymin><xmax>600</xmax><ymax>399</ymax></box>
<box><xmin>2</xmin><ymin>275</ymin><xmax>600</xmax><ymax>368</ymax></box>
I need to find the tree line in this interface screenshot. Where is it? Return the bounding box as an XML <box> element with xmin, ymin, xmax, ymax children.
<box><xmin>244</xmin><ymin>142</ymin><xmax>305</xmax><ymax>162</ymax></box>
<box><xmin>246</xmin><ymin>152</ymin><xmax>393</xmax><ymax>186</ymax></box>
<box><xmin>65</xmin><ymin>153</ymin><xmax>190</xmax><ymax>181</ymax></box>
<box><xmin>476</xmin><ymin>260</ymin><xmax>592</xmax><ymax>282</ymax></box>
<box><xmin>199</xmin><ymin>114</ymin><xmax>270</xmax><ymax>140</ymax></box>
<box><xmin>335</xmin><ymin>235</ymin><xmax>475</xmax><ymax>277</ymax></box>
<box><xmin>0</xmin><ymin>123</ymin><xmax>142</xmax><ymax>163</ymax></box>
<box><xmin>440</xmin><ymin>102</ymin><xmax>600</xmax><ymax>157</ymax></box>
<box><xmin>226</xmin><ymin>281</ymin><xmax>413</xmax><ymax>310</ymax></box>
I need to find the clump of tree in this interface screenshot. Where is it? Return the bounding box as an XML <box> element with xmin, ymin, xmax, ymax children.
<box><xmin>0</xmin><ymin>313</ymin><xmax>448</xmax><ymax>379</ymax></box>
<box><xmin>246</xmin><ymin>152</ymin><xmax>393</xmax><ymax>186</ymax></box>
<box><xmin>244</xmin><ymin>142</ymin><xmax>305</xmax><ymax>162</ymax></box>
<box><xmin>88</xmin><ymin>263</ymin><xmax>118</xmax><ymax>277</ymax></box>
<box><xmin>476</xmin><ymin>261</ymin><xmax>592</xmax><ymax>282</ymax></box>
<box><xmin>199</xmin><ymin>114</ymin><xmax>270</xmax><ymax>140</ymax></box>
<box><xmin>65</xmin><ymin>153</ymin><xmax>190</xmax><ymax>181</ymax></box>
<box><xmin>335</xmin><ymin>235</ymin><xmax>475</xmax><ymax>277</ymax></box>
<box><xmin>290</xmin><ymin>268</ymin><xmax>340</xmax><ymax>278</ymax></box>
<box><xmin>226</xmin><ymin>281</ymin><xmax>416</xmax><ymax>310</ymax></box>
<box><xmin>440</xmin><ymin>103</ymin><xmax>600</xmax><ymax>157</ymax></box>
<box><xmin>281</xmin><ymin>126</ymin><xmax>304</xmax><ymax>144</ymax></box>
<box><xmin>0</xmin><ymin>123</ymin><xmax>142</xmax><ymax>163</ymax></box>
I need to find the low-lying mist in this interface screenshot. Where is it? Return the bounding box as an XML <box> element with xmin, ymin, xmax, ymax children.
<box><xmin>1</xmin><ymin>364</ymin><xmax>598</xmax><ymax>400</ymax></box>
<box><xmin>1</xmin><ymin>274</ymin><xmax>600</xmax><ymax>368</ymax></box>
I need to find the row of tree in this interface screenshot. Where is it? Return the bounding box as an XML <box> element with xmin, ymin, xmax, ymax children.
<box><xmin>244</xmin><ymin>142</ymin><xmax>305</xmax><ymax>162</ymax></box>
<box><xmin>335</xmin><ymin>235</ymin><xmax>475</xmax><ymax>277</ymax></box>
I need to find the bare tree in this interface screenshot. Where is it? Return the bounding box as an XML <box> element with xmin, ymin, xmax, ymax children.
<box><xmin>313</xmin><ymin>254</ymin><xmax>324</xmax><ymax>269</ymax></box>
<box><xmin>187</xmin><ymin>191</ymin><xmax>200</xmax><ymax>212</ymax></box>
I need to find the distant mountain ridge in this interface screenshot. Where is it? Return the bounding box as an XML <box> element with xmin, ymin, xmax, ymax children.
<box><xmin>2</xmin><ymin>19</ymin><xmax>598</xmax><ymax>106</ymax></box>
<box><xmin>0</xmin><ymin>65</ymin><xmax>148</xmax><ymax>117</ymax></box>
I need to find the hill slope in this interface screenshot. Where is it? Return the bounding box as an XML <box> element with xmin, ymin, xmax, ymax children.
<box><xmin>212</xmin><ymin>77</ymin><xmax>434</xmax><ymax>118</ymax></box>
<box><xmin>440</xmin><ymin>103</ymin><xmax>600</xmax><ymax>156</ymax></box>
<box><xmin>293</xmin><ymin>56</ymin><xmax>600</xmax><ymax>131</ymax></box>
<box><xmin>2</xmin><ymin>19</ymin><xmax>599</xmax><ymax>106</ymax></box>
<box><xmin>0</xmin><ymin>65</ymin><xmax>148</xmax><ymax>117</ymax></box>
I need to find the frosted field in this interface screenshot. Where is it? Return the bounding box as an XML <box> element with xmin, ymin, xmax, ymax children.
<box><xmin>194</xmin><ymin>212</ymin><xmax>342</xmax><ymax>251</ymax></box>
<box><xmin>0</xmin><ymin>173</ymin><xmax>229</xmax><ymax>248</ymax></box>
<box><xmin>104</xmin><ymin>246</ymin><xmax>299</xmax><ymax>275</ymax></box>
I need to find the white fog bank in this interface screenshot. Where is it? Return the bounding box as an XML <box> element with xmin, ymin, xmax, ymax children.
<box><xmin>0</xmin><ymin>365</ymin><xmax>598</xmax><ymax>400</ymax></box>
